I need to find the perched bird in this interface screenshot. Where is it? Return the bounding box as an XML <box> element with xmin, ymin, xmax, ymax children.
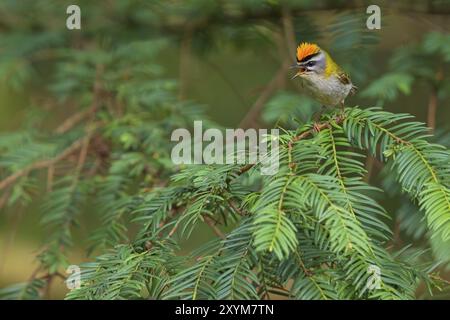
<box><xmin>292</xmin><ymin>42</ymin><xmax>357</xmax><ymax>111</ymax></box>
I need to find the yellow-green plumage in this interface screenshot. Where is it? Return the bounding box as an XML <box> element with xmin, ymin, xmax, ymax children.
<box><xmin>324</xmin><ymin>52</ymin><xmax>340</xmax><ymax>78</ymax></box>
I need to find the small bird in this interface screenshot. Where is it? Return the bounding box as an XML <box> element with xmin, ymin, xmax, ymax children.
<box><xmin>292</xmin><ymin>42</ymin><xmax>357</xmax><ymax>111</ymax></box>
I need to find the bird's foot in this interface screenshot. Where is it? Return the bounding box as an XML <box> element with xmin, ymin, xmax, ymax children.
<box><xmin>313</xmin><ymin>122</ymin><xmax>321</xmax><ymax>133</ymax></box>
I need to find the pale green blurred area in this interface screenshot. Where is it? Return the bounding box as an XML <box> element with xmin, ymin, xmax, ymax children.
<box><xmin>0</xmin><ymin>5</ymin><xmax>449</xmax><ymax>299</ymax></box>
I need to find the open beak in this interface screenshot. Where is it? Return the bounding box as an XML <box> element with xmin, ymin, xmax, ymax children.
<box><xmin>290</xmin><ymin>64</ymin><xmax>305</xmax><ymax>79</ymax></box>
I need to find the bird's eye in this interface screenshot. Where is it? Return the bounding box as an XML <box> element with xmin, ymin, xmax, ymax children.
<box><xmin>306</xmin><ymin>61</ymin><xmax>315</xmax><ymax>67</ymax></box>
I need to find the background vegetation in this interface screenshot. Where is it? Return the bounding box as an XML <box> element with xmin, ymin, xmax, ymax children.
<box><xmin>0</xmin><ymin>0</ymin><xmax>449</xmax><ymax>299</ymax></box>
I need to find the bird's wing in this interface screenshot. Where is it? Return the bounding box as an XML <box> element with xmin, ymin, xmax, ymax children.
<box><xmin>337</xmin><ymin>71</ymin><xmax>358</xmax><ymax>96</ymax></box>
<box><xmin>337</xmin><ymin>71</ymin><xmax>351</xmax><ymax>85</ymax></box>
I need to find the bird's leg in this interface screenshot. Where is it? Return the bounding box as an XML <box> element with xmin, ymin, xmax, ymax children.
<box><xmin>340</xmin><ymin>100</ymin><xmax>345</xmax><ymax>115</ymax></box>
<box><xmin>313</xmin><ymin>105</ymin><xmax>326</xmax><ymax>121</ymax></box>
<box><xmin>313</xmin><ymin>122</ymin><xmax>321</xmax><ymax>132</ymax></box>
<box><xmin>312</xmin><ymin>105</ymin><xmax>326</xmax><ymax>132</ymax></box>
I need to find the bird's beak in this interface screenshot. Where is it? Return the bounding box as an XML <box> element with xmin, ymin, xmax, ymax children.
<box><xmin>290</xmin><ymin>64</ymin><xmax>305</xmax><ymax>79</ymax></box>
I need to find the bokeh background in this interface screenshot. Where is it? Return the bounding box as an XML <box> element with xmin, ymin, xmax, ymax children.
<box><xmin>0</xmin><ymin>0</ymin><xmax>449</xmax><ymax>299</ymax></box>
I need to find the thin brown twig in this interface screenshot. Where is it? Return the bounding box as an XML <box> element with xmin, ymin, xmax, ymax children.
<box><xmin>427</xmin><ymin>68</ymin><xmax>444</xmax><ymax>131</ymax></box>
<box><xmin>46</xmin><ymin>165</ymin><xmax>54</xmax><ymax>192</ymax></box>
<box><xmin>72</xmin><ymin>134</ymin><xmax>92</xmax><ymax>184</ymax></box>
<box><xmin>203</xmin><ymin>215</ymin><xmax>226</xmax><ymax>239</ymax></box>
<box><xmin>238</xmin><ymin>163</ymin><xmax>255</xmax><ymax>176</ymax></box>
<box><xmin>392</xmin><ymin>218</ymin><xmax>403</xmax><ymax>248</ymax></box>
<box><xmin>295</xmin><ymin>252</ymin><xmax>313</xmax><ymax>277</ymax></box>
<box><xmin>55</xmin><ymin>107</ymin><xmax>96</xmax><ymax>134</ymax></box>
<box><xmin>167</xmin><ymin>219</ymin><xmax>180</xmax><ymax>238</ymax></box>
<box><xmin>363</xmin><ymin>155</ymin><xmax>375</xmax><ymax>183</ymax></box>
<box><xmin>427</xmin><ymin>89</ymin><xmax>438</xmax><ymax>130</ymax></box>
<box><xmin>227</xmin><ymin>198</ymin><xmax>245</xmax><ymax>216</ymax></box>
<box><xmin>27</xmin><ymin>265</ymin><xmax>42</xmax><ymax>283</ymax></box>
<box><xmin>55</xmin><ymin>64</ymin><xmax>103</xmax><ymax>134</ymax></box>
<box><xmin>0</xmin><ymin>137</ymin><xmax>87</xmax><ymax>191</ymax></box>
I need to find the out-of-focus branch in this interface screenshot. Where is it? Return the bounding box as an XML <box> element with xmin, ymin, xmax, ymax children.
<box><xmin>0</xmin><ymin>137</ymin><xmax>87</xmax><ymax>191</ymax></box>
<box><xmin>427</xmin><ymin>90</ymin><xmax>437</xmax><ymax>130</ymax></box>
<box><xmin>239</xmin><ymin>62</ymin><xmax>289</xmax><ymax>129</ymax></box>
<box><xmin>55</xmin><ymin>107</ymin><xmax>97</xmax><ymax>134</ymax></box>
<box><xmin>427</xmin><ymin>68</ymin><xmax>443</xmax><ymax>130</ymax></box>
<box><xmin>205</xmin><ymin>60</ymin><xmax>247</xmax><ymax>108</ymax></box>
<box><xmin>239</xmin><ymin>8</ymin><xmax>297</xmax><ymax>129</ymax></box>
<box><xmin>281</xmin><ymin>6</ymin><xmax>297</xmax><ymax>61</ymax></box>
<box><xmin>157</xmin><ymin>5</ymin><xmax>450</xmax><ymax>36</ymax></box>
<box><xmin>55</xmin><ymin>64</ymin><xmax>104</xmax><ymax>133</ymax></box>
<box><xmin>363</xmin><ymin>155</ymin><xmax>382</xmax><ymax>183</ymax></box>
<box><xmin>0</xmin><ymin>65</ymin><xmax>105</xmax><ymax>192</ymax></box>
<box><xmin>46</xmin><ymin>165</ymin><xmax>54</xmax><ymax>192</ymax></box>
<box><xmin>178</xmin><ymin>25</ymin><xmax>193</xmax><ymax>100</ymax></box>
<box><xmin>392</xmin><ymin>219</ymin><xmax>403</xmax><ymax>248</ymax></box>
<box><xmin>71</xmin><ymin>134</ymin><xmax>92</xmax><ymax>188</ymax></box>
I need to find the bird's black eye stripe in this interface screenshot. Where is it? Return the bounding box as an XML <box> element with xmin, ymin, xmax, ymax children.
<box><xmin>298</xmin><ymin>52</ymin><xmax>320</xmax><ymax>63</ymax></box>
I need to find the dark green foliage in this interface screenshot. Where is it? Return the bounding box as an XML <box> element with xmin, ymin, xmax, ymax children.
<box><xmin>0</xmin><ymin>279</ymin><xmax>47</xmax><ymax>300</ymax></box>
<box><xmin>58</xmin><ymin>108</ymin><xmax>446</xmax><ymax>300</ymax></box>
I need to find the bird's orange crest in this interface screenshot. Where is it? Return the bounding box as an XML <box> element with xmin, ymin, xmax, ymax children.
<box><xmin>296</xmin><ymin>42</ymin><xmax>321</xmax><ymax>62</ymax></box>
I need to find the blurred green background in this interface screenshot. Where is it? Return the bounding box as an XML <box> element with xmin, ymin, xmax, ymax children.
<box><xmin>0</xmin><ymin>0</ymin><xmax>449</xmax><ymax>299</ymax></box>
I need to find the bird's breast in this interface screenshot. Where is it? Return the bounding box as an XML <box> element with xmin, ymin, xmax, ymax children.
<box><xmin>300</xmin><ymin>75</ymin><xmax>352</xmax><ymax>107</ymax></box>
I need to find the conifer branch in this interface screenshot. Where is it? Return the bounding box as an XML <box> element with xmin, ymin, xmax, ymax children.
<box><xmin>0</xmin><ymin>137</ymin><xmax>87</xmax><ymax>191</ymax></box>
